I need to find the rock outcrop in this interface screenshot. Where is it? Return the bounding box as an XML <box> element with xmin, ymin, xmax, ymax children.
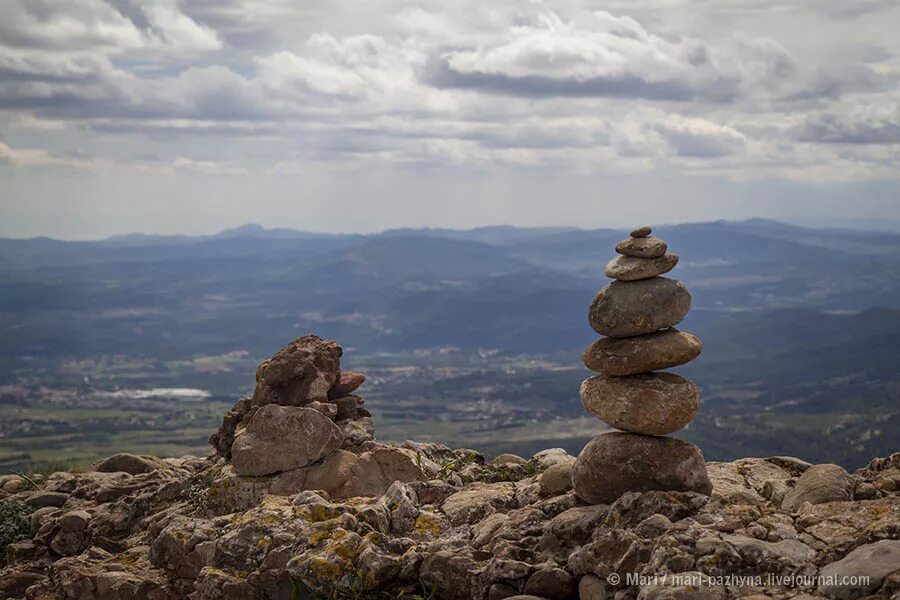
<box><xmin>1</xmin><ymin>333</ymin><xmax>899</xmax><ymax>600</ymax></box>
<box><xmin>2</xmin><ymin>445</ymin><xmax>899</xmax><ymax>600</ymax></box>
<box><xmin>575</xmin><ymin>227</ymin><xmax>711</xmax><ymax>504</ymax></box>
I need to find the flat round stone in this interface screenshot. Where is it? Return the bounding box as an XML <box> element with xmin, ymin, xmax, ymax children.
<box><xmin>615</xmin><ymin>236</ymin><xmax>667</xmax><ymax>259</ymax></box>
<box><xmin>580</xmin><ymin>372</ymin><xmax>699</xmax><ymax>435</ymax></box>
<box><xmin>630</xmin><ymin>226</ymin><xmax>652</xmax><ymax>238</ymax></box>
<box><xmin>588</xmin><ymin>278</ymin><xmax>691</xmax><ymax>338</ymax></box>
<box><xmin>583</xmin><ymin>328</ymin><xmax>701</xmax><ymax>375</ymax></box>
<box><xmin>605</xmin><ymin>253</ymin><xmax>678</xmax><ymax>281</ymax></box>
<box><xmin>573</xmin><ymin>432</ymin><xmax>712</xmax><ymax>504</ymax></box>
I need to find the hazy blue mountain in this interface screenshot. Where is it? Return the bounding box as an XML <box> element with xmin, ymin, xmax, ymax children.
<box><xmin>2</xmin><ymin>219</ymin><xmax>900</xmax><ymax>359</ymax></box>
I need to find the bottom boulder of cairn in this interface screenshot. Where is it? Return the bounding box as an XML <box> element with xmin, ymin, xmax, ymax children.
<box><xmin>573</xmin><ymin>432</ymin><xmax>712</xmax><ymax>505</ymax></box>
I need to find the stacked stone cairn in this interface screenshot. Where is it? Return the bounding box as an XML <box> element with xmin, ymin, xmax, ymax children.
<box><xmin>208</xmin><ymin>335</ymin><xmax>427</xmax><ymax>503</ymax></box>
<box><xmin>572</xmin><ymin>226</ymin><xmax>713</xmax><ymax>504</ymax></box>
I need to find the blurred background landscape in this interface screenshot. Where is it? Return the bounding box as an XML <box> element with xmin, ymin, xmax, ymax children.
<box><xmin>2</xmin><ymin>217</ymin><xmax>899</xmax><ymax>472</ymax></box>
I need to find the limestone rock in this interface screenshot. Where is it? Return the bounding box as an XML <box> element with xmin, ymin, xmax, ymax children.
<box><xmin>782</xmin><ymin>464</ymin><xmax>855</xmax><ymax>512</ymax></box>
<box><xmin>604</xmin><ymin>253</ymin><xmax>679</xmax><ymax>281</ymax></box>
<box><xmin>539</xmin><ymin>462</ymin><xmax>573</xmax><ymax>496</ymax></box>
<box><xmin>615</xmin><ymin>236</ymin><xmax>667</xmax><ymax>258</ymax></box>
<box><xmin>589</xmin><ymin>278</ymin><xmax>691</xmax><ymax>338</ymax></box>
<box><xmin>251</xmin><ymin>334</ymin><xmax>342</xmax><ymax>407</ymax></box>
<box><xmin>580</xmin><ymin>372</ymin><xmax>699</xmax><ymax>435</ymax></box>
<box><xmin>230</xmin><ymin>405</ymin><xmax>344</xmax><ymax>476</ymax></box>
<box><xmin>208</xmin><ymin>396</ymin><xmax>251</xmax><ymax>459</ymax></box>
<box><xmin>340</xmin><ymin>447</ymin><xmax>427</xmax><ymax>497</ymax></box>
<box><xmin>301</xmin><ymin>449</ymin><xmax>358</xmax><ymax>497</ymax></box>
<box><xmin>24</xmin><ymin>491</ymin><xmax>69</xmax><ymax>508</ymax></box>
<box><xmin>329</xmin><ymin>370</ymin><xmax>366</xmax><ymax>398</ymax></box>
<box><xmin>491</xmin><ymin>453</ymin><xmax>529</xmax><ymax>466</ymax></box>
<box><xmin>583</xmin><ymin>329</ymin><xmax>701</xmax><ymax>376</ymax></box>
<box><xmin>817</xmin><ymin>540</ymin><xmax>900</xmax><ymax>599</ymax></box>
<box><xmin>636</xmin><ymin>572</ymin><xmax>725</xmax><ymax>599</ymax></box>
<box><xmin>92</xmin><ymin>453</ymin><xmax>166</xmax><ymax>474</ymax></box>
<box><xmin>441</xmin><ymin>482</ymin><xmax>517</xmax><ymax>526</ymax></box>
<box><xmin>523</xmin><ymin>567</ymin><xmax>573</xmax><ymax>599</ymax></box>
<box><xmin>630</xmin><ymin>226</ymin><xmax>652</xmax><ymax>238</ymax></box>
<box><xmin>573</xmin><ymin>433</ymin><xmax>711</xmax><ymax>504</ymax></box>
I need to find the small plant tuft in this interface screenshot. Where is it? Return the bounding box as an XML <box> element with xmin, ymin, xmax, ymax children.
<box><xmin>0</xmin><ymin>500</ymin><xmax>32</xmax><ymax>560</ymax></box>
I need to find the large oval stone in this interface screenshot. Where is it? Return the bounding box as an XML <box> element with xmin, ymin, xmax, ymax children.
<box><xmin>583</xmin><ymin>329</ymin><xmax>701</xmax><ymax>376</ymax></box>
<box><xmin>231</xmin><ymin>405</ymin><xmax>344</xmax><ymax>476</ymax></box>
<box><xmin>615</xmin><ymin>236</ymin><xmax>667</xmax><ymax>258</ymax></box>
<box><xmin>588</xmin><ymin>278</ymin><xmax>691</xmax><ymax>338</ymax></box>
<box><xmin>580</xmin><ymin>373</ymin><xmax>699</xmax><ymax>434</ymax></box>
<box><xmin>573</xmin><ymin>432</ymin><xmax>712</xmax><ymax>504</ymax></box>
<box><xmin>605</xmin><ymin>253</ymin><xmax>678</xmax><ymax>281</ymax></box>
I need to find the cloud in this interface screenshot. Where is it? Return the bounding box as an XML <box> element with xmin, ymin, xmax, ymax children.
<box><xmin>649</xmin><ymin>116</ymin><xmax>747</xmax><ymax>157</ymax></box>
<box><xmin>0</xmin><ymin>0</ymin><xmax>221</xmax><ymax>53</ymax></box>
<box><xmin>0</xmin><ymin>139</ymin><xmax>90</xmax><ymax>169</ymax></box>
<box><xmin>0</xmin><ymin>0</ymin><xmax>144</xmax><ymax>51</ymax></box>
<box><xmin>432</xmin><ymin>11</ymin><xmax>876</xmax><ymax>103</ymax></box>
<box><xmin>795</xmin><ymin>99</ymin><xmax>900</xmax><ymax>144</ymax></box>
<box><xmin>172</xmin><ymin>157</ymin><xmax>248</xmax><ymax>175</ymax></box>
<box><xmin>0</xmin><ymin>0</ymin><xmax>897</xmax><ymax>186</ymax></box>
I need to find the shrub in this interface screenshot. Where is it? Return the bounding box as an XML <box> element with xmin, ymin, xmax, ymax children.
<box><xmin>0</xmin><ymin>500</ymin><xmax>31</xmax><ymax>560</ymax></box>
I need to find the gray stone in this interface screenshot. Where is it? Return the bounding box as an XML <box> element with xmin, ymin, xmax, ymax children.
<box><xmin>604</xmin><ymin>253</ymin><xmax>679</xmax><ymax>281</ymax></box>
<box><xmin>583</xmin><ymin>329</ymin><xmax>701</xmax><ymax>376</ymax></box>
<box><xmin>630</xmin><ymin>226</ymin><xmax>652</xmax><ymax>238</ymax></box>
<box><xmin>24</xmin><ymin>491</ymin><xmax>69</xmax><ymax>508</ymax></box>
<box><xmin>573</xmin><ymin>433</ymin><xmax>711</xmax><ymax>505</ymax></box>
<box><xmin>489</xmin><ymin>583</ymin><xmax>520</xmax><ymax>600</ymax></box>
<box><xmin>0</xmin><ymin>572</ymin><xmax>44</xmax><ymax>598</ymax></box>
<box><xmin>230</xmin><ymin>405</ymin><xmax>344</xmax><ymax>477</ymax></box>
<box><xmin>523</xmin><ymin>567</ymin><xmax>574</xmax><ymax>599</ymax></box>
<box><xmin>330</xmin><ymin>370</ymin><xmax>366</xmax><ymax>398</ymax></box>
<box><xmin>636</xmin><ymin>572</ymin><xmax>725</xmax><ymax>599</ymax></box>
<box><xmin>588</xmin><ymin>278</ymin><xmax>691</xmax><ymax>338</ymax></box>
<box><xmin>580</xmin><ymin>372</ymin><xmax>699</xmax><ymax>435</ymax></box>
<box><xmin>817</xmin><ymin>540</ymin><xmax>900</xmax><ymax>599</ymax></box>
<box><xmin>92</xmin><ymin>453</ymin><xmax>165</xmax><ymax>474</ymax></box>
<box><xmin>539</xmin><ymin>462</ymin><xmax>573</xmax><ymax>496</ymax></box>
<box><xmin>782</xmin><ymin>464</ymin><xmax>855</xmax><ymax>512</ymax></box>
<box><xmin>491</xmin><ymin>453</ymin><xmax>529</xmax><ymax>466</ymax></box>
<box><xmin>340</xmin><ymin>447</ymin><xmax>427</xmax><ymax>498</ymax></box>
<box><xmin>441</xmin><ymin>482</ymin><xmax>517</xmax><ymax>526</ymax></box>
<box><xmin>578</xmin><ymin>574</ymin><xmax>609</xmax><ymax>600</ymax></box>
<box><xmin>251</xmin><ymin>334</ymin><xmax>342</xmax><ymax>407</ymax></box>
<box><xmin>615</xmin><ymin>236</ymin><xmax>667</xmax><ymax>259</ymax></box>
<box><xmin>59</xmin><ymin>510</ymin><xmax>91</xmax><ymax>532</ymax></box>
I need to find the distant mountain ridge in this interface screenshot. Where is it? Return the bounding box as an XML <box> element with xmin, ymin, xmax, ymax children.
<box><xmin>2</xmin><ymin>218</ymin><xmax>900</xmax><ymax>357</ymax></box>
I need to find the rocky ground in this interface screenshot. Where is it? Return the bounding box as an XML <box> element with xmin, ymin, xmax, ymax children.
<box><xmin>1</xmin><ymin>334</ymin><xmax>899</xmax><ymax>600</ymax></box>
<box><xmin>1</xmin><ymin>445</ymin><xmax>899</xmax><ymax>600</ymax></box>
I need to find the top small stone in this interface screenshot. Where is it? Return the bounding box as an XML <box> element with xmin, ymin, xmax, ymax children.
<box><xmin>630</xmin><ymin>226</ymin><xmax>652</xmax><ymax>238</ymax></box>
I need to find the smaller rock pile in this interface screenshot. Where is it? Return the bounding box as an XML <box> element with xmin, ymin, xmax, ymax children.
<box><xmin>573</xmin><ymin>226</ymin><xmax>712</xmax><ymax>504</ymax></box>
<box><xmin>208</xmin><ymin>335</ymin><xmax>428</xmax><ymax>503</ymax></box>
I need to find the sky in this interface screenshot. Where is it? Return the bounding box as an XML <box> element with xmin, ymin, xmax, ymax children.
<box><xmin>0</xmin><ymin>0</ymin><xmax>899</xmax><ymax>239</ymax></box>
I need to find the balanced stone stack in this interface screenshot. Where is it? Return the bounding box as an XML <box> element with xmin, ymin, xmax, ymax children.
<box><xmin>572</xmin><ymin>226</ymin><xmax>713</xmax><ymax>504</ymax></box>
<box><xmin>208</xmin><ymin>335</ymin><xmax>428</xmax><ymax>501</ymax></box>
